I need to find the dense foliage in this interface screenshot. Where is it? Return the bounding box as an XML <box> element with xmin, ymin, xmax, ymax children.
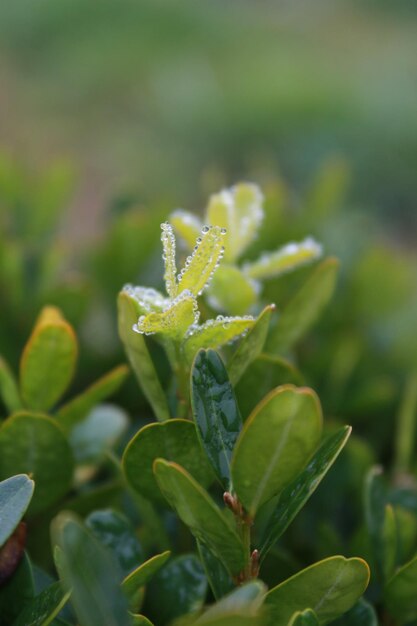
<box><xmin>0</xmin><ymin>180</ymin><xmax>416</xmax><ymax>626</ymax></box>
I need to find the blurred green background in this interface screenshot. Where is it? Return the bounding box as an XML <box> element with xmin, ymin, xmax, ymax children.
<box><xmin>0</xmin><ymin>0</ymin><xmax>416</xmax><ymax>458</ymax></box>
<box><xmin>0</xmin><ymin>0</ymin><xmax>416</xmax><ymax>238</ymax></box>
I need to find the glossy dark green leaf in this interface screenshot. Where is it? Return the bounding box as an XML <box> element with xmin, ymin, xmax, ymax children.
<box><xmin>228</xmin><ymin>305</ymin><xmax>275</xmax><ymax>385</ymax></box>
<box><xmin>153</xmin><ymin>460</ymin><xmax>245</xmax><ymax>575</ymax></box>
<box><xmin>0</xmin><ymin>356</ymin><xmax>22</xmax><ymax>413</ymax></box>
<box><xmin>267</xmin><ymin>258</ymin><xmax>339</xmax><ymax>354</ymax></box>
<box><xmin>197</xmin><ymin>541</ymin><xmax>234</xmax><ymax>601</ymax></box>
<box><xmin>20</xmin><ymin>306</ymin><xmax>78</xmax><ymax>412</ymax></box>
<box><xmin>0</xmin><ymin>552</ymin><xmax>34</xmax><ymax>623</ymax></box>
<box><xmin>144</xmin><ymin>554</ymin><xmax>207</xmax><ymax>625</ymax></box>
<box><xmin>55</xmin><ymin>364</ymin><xmax>129</xmax><ymax>432</ymax></box>
<box><xmin>122</xmin><ymin>550</ymin><xmax>171</xmax><ymax>605</ymax></box>
<box><xmin>118</xmin><ymin>291</ymin><xmax>170</xmax><ymax>422</ymax></box>
<box><xmin>52</xmin><ymin>513</ymin><xmax>131</xmax><ymax>626</ymax></box>
<box><xmin>0</xmin><ymin>474</ymin><xmax>34</xmax><ymax>546</ymax></box>
<box><xmin>385</xmin><ymin>552</ymin><xmax>417</xmax><ymax>623</ymax></box>
<box><xmin>123</xmin><ymin>419</ymin><xmax>214</xmax><ymax>505</ymax></box>
<box><xmin>329</xmin><ymin>599</ymin><xmax>378</xmax><ymax>625</ymax></box>
<box><xmin>191</xmin><ymin>350</ymin><xmax>242</xmax><ymax>487</ymax></box>
<box><xmin>197</xmin><ymin>581</ymin><xmax>266</xmax><ymax>623</ymax></box>
<box><xmin>70</xmin><ymin>404</ymin><xmax>128</xmax><ymax>463</ymax></box>
<box><xmin>86</xmin><ymin>509</ymin><xmax>143</xmax><ymax>576</ymax></box>
<box><xmin>235</xmin><ymin>354</ymin><xmax>303</xmax><ymax>418</ymax></box>
<box><xmin>0</xmin><ymin>413</ymin><xmax>74</xmax><ymax>515</ymax></box>
<box><xmin>13</xmin><ymin>581</ymin><xmax>70</xmax><ymax>626</ymax></box>
<box><xmin>265</xmin><ymin>556</ymin><xmax>370</xmax><ymax>625</ymax></box>
<box><xmin>231</xmin><ymin>385</ymin><xmax>322</xmax><ymax>516</ymax></box>
<box><xmin>259</xmin><ymin>426</ymin><xmax>351</xmax><ymax>558</ymax></box>
<box><xmin>287</xmin><ymin>609</ymin><xmax>319</xmax><ymax>625</ymax></box>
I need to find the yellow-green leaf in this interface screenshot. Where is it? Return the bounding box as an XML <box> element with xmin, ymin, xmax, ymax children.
<box><xmin>228</xmin><ymin>305</ymin><xmax>275</xmax><ymax>385</ymax></box>
<box><xmin>171</xmin><ymin>209</ymin><xmax>202</xmax><ymax>249</ymax></box>
<box><xmin>20</xmin><ymin>306</ymin><xmax>78</xmax><ymax>411</ymax></box>
<box><xmin>206</xmin><ymin>183</ymin><xmax>263</xmax><ymax>262</ymax></box>
<box><xmin>122</xmin><ymin>551</ymin><xmax>171</xmax><ymax>605</ymax></box>
<box><xmin>183</xmin><ymin>316</ymin><xmax>255</xmax><ymax>364</ymax></box>
<box><xmin>231</xmin><ymin>385</ymin><xmax>322</xmax><ymax>516</ymax></box>
<box><xmin>134</xmin><ymin>292</ymin><xmax>198</xmax><ymax>341</ymax></box>
<box><xmin>118</xmin><ymin>291</ymin><xmax>170</xmax><ymax>422</ymax></box>
<box><xmin>208</xmin><ymin>265</ymin><xmax>259</xmax><ymax>316</ymax></box>
<box><xmin>161</xmin><ymin>222</ymin><xmax>178</xmax><ymax>298</ymax></box>
<box><xmin>123</xmin><ymin>419</ymin><xmax>214</xmax><ymax>505</ymax></box>
<box><xmin>153</xmin><ymin>460</ymin><xmax>245</xmax><ymax>575</ymax></box>
<box><xmin>244</xmin><ymin>238</ymin><xmax>322</xmax><ymax>281</ymax></box>
<box><xmin>177</xmin><ymin>225</ymin><xmax>225</xmax><ymax>297</ymax></box>
<box><xmin>265</xmin><ymin>556</ymin><xmax>370</xmax><ymax>625</ymax></box>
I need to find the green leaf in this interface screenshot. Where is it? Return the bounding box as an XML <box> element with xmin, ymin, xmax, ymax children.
<box><xmin>118</xmin><ymin>291</ymin><xmax>170</xmax><ymax>422</ymax></box>
<box><xmin>20</xmin><ymin>307</ymin><xmax>78</xmax><ymax>411</ymax></box>
<box><xmin>86</xmin><ymin>509</ymin><xmax>143</xmax><ymax>576</ymax></box>
<box><xmin>55</xmin><ymin>364</ymin><xmax>129</xmax><ymax>432</ymax></box>
<box><xmin>231</xmin><ymin>385</ymin><xmax>323</xmax><ymax>517</ymax></box>
<box><xmin>196</xmin><ymin>581</ymin><xmax>266</xmax><ymax>623</ymax></box>
<box><xmin>70</xmin><ymin>404</ymin><xmax>128</xmax><ymax>464</ymax></box>
<box><xmin>123</xmin><ymin>419</ymin><xmax>214</xmax><ymax>505</ymax></box>
<box><xmin>329</xmin><ymin>599</ymin><xmax>378</xmax><ymax>626</ymax></box>
<box><xmin>206</xmin><ymin>183</ymin><xmax>263</xmax><ymax>262</ymax></box>
<box><xmin>0</xmin><ymin>413</ymin><xmax>73</xmax><ymax>515</ymax></box>
<box><xmin>228</xmin><ymin>305</ymin><xmax>275</xmax><ymax>385</ymax></box>
<box><xmin>287</xmin><ymin>609</ymin><xmax>319</xmax><ymax>626</ymax></box>
<box><xmin>161</xmin><ymin>222</ymin><xmax>178</xmax><ymax>298</ymax></box>
<box><xmin>385</xmin><ymin>552</ymin><xmax>417</xmax><ymax>623</ymax></box>
<box><xmin>144</xmin><ymin>554</ymin><xmax>207</xmax><ymax>625</ymax></box>
<box><xmin>177</xmin><ymin>225</ymin><xmax>226</xmax><ymax>297</ymax></box>
<box><xmin>197</xmin><ymin>541</ymin><xmax>234</xmax><ymax>601</ymax></box>
<box><xmin>13</xmin><ymin>581</ymin><xmax>70</xmax><ymax>626</ymax></box>
<box><xmin>267</xmin><ymin>258</ymin><xmax>339</xmax><ymax>354</ymax></box>
<box><xmin>171</xmin><ymin>209</ymin><xmax>202</xmax><ymax>249</ymax></box>
<box><xmin>153</xmin><ymin>460</ymin><xmax>245</xmax><ymax>575</ymax></box>
<box><xmin>235</xmin><ymin>354</ymin><xmax>303</xmax><ymax>418</ymax></box>
<box><xmin>0</xmin><ymin>474</ymin><xmax>34</xmax><ymax>547</ymax></box>
<box><xmin>364</xmin><ymin>466</ymin><xmax>397</xmax><ymax>582</ymax></box>
<box><xmin>52</xmin><ymin>513</ymin><xmax>131</xmax><ymax>626</ymax></box>
<box><xmin>0</xmin><ymin>356</ymin><xmax>22</xmax><ymax>413</ymax></box>
<box><xmin>191</xmin><ymin>350</ymin><xmax>242</xmax><ymax>487</ymax></box>
<box><xmin>122</xmin><ymin>551</ymin><xmax>171</xmax><ymax>605</ymax></box>
<box><xmin>244</xmin><ymin>238</ymin><xmax>322</xmax><ymax>281</ymax></box>
<box><xmin>394</xmin><ymin>373</ymin><xmax>417</xmax><ymax>474</ymax></box>
<box><xmin>134</xmin><ymin>292</ymin><xmax>198</xmax><ymax>341</ymax></box>
<box><xmin>183</xmin><ymin>316</ymin><xmax>255</xmax><ymax>364</ymax></box>
<box><xmin>259</xmin><ymin>426</ymin><xmax>351</xmax><ymax>558</ymax></box>
<box><xmin>0</xmin><ymin>552</ymin><xmax>34</xmax><ymax>623</ymax></box>
<box><xmin>265</xmin><ymin>556</ymin><xmax>370</xmax><ymax>625</ymax></box>
<box><xmin>130</xmin><ymin>615</ymin><xmax>154</xmax><ymax>626</ymax></box>
<box><xmin>207</xmin><ymin>265</ymin><xmax>258</xmax><ymax>316</ymax></box>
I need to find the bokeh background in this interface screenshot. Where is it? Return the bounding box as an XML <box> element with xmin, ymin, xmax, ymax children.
<box><xmin>0</xmin><ymin>0</ymin><xmax>416</xmax><ymax>458</ymax></box>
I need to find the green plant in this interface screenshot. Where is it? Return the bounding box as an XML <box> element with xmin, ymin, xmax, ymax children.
<box><xmin>2</xmin><ymin>180</ymin><xmax>416</xmax><ymax>626</ymax></box>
